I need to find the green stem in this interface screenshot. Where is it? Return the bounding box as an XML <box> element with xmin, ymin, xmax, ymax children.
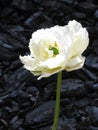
<box><xmin>52</xmin><ymin>71</ymin><xmax>62</xmax><ymax>130</ymax></box>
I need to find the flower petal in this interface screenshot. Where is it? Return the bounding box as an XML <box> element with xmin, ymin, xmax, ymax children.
<box><xmin>65</xmin><ymin>55</ymin><xmax>85</xmax><ymax>71</ymax></box>
<box><xmin>37</xmin><ymin>66</ymin><xmax>62</xmax><ymax>80</ymax></box>
<box><xmin>19</xmin><ymin>55</ymin><xmax>41</xmax><ymax>75</ymax></box>
<box><xmin>19</xmin><ymin>55</ymin><xmax>35</xmax><ymax>70</ymax></box>
<box><xmin>67</xmin><ymin>20</ymin><xmax>89</xmax><ymax>56</ymax></box>
<box><xmin>39</xmin><ymin>54</ymin><xmax>65</xmax><ymax>69</ymax></box>
<box><xmin>29</xmin><ymin>28</ymin><xmax>58</xmax><ymax>58</ymax></box>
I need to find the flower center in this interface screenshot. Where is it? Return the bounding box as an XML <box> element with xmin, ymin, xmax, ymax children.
<box><xmin>49</xmin><ymin>46</ymin><xmax>59</xmax><ymax>55</ymax></box>
<box><xmin>40</xmin><ymin>41</ymin><xmax>59</xmax><ymax>61</ymax></box>
<box><xmin>48</xmin><ymin>41</ymin><xmax>59</xmax><ymax>56</ymax></box>
<box><xmin>48</xmin><ymin>42</ymin><xmax>59</xmax><ymax>56</ymax></box>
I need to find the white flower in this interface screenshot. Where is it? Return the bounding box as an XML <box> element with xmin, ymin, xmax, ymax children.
<box><xmin>20</xmin><ymin>20</ymin><xmax>89</xmax><ymax>80</ymax></box>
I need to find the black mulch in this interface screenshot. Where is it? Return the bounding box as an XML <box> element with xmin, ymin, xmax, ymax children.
<box><xmin>0</xmin><ymin>0</ymin><xmax>98</xmax><ymax>130</ymax></box>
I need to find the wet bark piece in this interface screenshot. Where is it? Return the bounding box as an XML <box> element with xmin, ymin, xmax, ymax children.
<box><xmin>78</xmin><ymin>2</ymin><xmax>96</xmax><ymax>15</ymax></box>
<box><xmin>24</xmin><ymin>11</ymin><xmax>53</xmax><ymax>29</ymax></box>
<box><xmin>25</xmin><ymin>101</ymin><xmax>55</xmax><ymax>125</ymax></box>
<box><xmin>61</xmin><ymin>79</ymin><xmax>87</xmax><ymax>98</ymax></box>
<box><xmin>87</xmin><ymin>106</ymin><xmax>98</xmax><ymax>126</ymax></box>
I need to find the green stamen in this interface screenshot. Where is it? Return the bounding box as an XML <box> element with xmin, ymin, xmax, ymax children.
<box><xmin>49</xmin><ymin>47</ymin><xmax>59</xmax><ymax>55</ymax></box>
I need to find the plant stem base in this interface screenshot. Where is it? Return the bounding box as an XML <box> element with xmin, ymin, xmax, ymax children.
<box><xmin>52</xmin><ymin>71</ymin><xmax>62</xmax><ymax>130</ymax></box>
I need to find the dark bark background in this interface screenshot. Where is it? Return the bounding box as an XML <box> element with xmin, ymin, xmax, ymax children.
<box><xmin>0</xmin><ymin>0</ymin><xmax>98</xmax><ymax>130</ymax></box>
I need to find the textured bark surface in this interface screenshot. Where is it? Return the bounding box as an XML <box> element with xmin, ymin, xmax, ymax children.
<box><xmin>0</xmin><ymin>0</ymin><xmax>98</xmax><ymax>129</ymax></box>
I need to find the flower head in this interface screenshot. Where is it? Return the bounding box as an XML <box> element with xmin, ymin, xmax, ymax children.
<box><xmin>20</xmin><ymin>20</ymin><xmax>89</xmax><ymax>80</ymax></box>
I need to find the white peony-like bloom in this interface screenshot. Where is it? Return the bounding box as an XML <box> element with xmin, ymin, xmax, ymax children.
<box><xmin>20</xmin><ymin>20</ymin><xmax>89</xmax><ymax>80</ymax></box>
